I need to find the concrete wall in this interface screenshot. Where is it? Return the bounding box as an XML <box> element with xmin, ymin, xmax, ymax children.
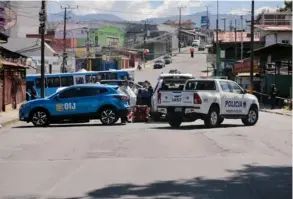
<box><xmin>157</xmin><ymin>24</ymin><xmax>178</xmax><ymax>51</ymax></box>
<box><xmin>264</xmin><ymin>32</ymin><xmax>292</xmax><ymax>46</ymax></box>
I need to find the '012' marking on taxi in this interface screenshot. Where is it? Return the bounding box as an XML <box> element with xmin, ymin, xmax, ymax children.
<box><xmin>56</xmin><ymin>102</ymin><xmax>76</xmax><ymax>111</ymax></box>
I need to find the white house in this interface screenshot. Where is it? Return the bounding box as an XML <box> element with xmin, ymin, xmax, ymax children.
<box><xmin>2</xmin><ymin>38</ymin><xmax>76</xmax><ymax>74</ymax></box>
<box><xmin>255</xmin><ymin>11</ymin><xmax>292</xmax><ymax>47</ymax></box>
<box><xmin>255</xmin><ymin>25</ymin><xmax>292</xmax><ymax>46</ymax></box>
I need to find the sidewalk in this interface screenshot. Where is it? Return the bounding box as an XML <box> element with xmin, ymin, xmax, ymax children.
<box><xmin>0</xmin><ymin>110</ymin><xmax>19</xmax><ymax>128</ymax></box>
<box><xmin>259</xmin><ymin>104</ymin><xmax>292</xmax><ymax>116</ymax></box>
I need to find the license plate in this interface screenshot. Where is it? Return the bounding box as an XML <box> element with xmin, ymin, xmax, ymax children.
<box><xmin>175</xmin><ymin>108</ymin><xmax>182</xmax><ymax>112</ymax></box>
<box><xmin>172</xmin><ymin>98</ymin><xmax>181</xmax><ymax>102</ymax></box>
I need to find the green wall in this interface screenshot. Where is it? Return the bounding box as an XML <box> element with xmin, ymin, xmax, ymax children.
<box><xmin>76</xmin><ymin>26</ymin><xmax>125</xmax><ymax>48</ymax></box>
<box><xmin>96</xmin><ymin>26</ymin><xmax>124</xmax><ymax>47</ymax></box>
<box><xmin>264</xmin><ymin>74</ymin><xmax>292</xmax><ymax>98</ymax></box>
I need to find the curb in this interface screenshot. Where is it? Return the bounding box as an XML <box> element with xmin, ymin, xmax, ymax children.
<box><xmin>260</xmin><ymin>109</ymin><xmax>292</xmax><ymax>117</ymax></box>
<box><xmin>0</xmin><ymin>118</ymin><xmax>19</xmax><ymax>128</ymax></box>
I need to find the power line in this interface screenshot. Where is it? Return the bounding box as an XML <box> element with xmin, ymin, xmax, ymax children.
<box><xmin>61</xmin><ymin>5</ymin><xmax>78</xmax><ymax>73</ymax></box>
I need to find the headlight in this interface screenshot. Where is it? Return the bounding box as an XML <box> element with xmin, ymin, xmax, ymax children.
<box><xmin>20</xmin><ymin>103</ymin><xmax>30</xmax><ymax>109</ymax></box>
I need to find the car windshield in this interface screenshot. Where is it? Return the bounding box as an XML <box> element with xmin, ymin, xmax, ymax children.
<box><xmin>163</xmin><ymin>56</ymin><xmax>170</xmax><ymax>59</ymax></box>
<box><xmin>155</xmin><ymin>60</ymin><xmax>163</xmax><ymax>63</ymax></box>
<box><xmin>185</xmin><ymin>80</ymin><xmax>216</xmax><ymax>90</ymax></box>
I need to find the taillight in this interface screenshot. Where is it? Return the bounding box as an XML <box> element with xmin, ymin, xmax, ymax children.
<box><xmin>114</xmin><ymin>95</ymin><xmax>129</xmax><ymax>101</ymax></box>
<box><xmin>157</xmin><ymin>92</ymin><xmax>161</xmax><ymax>103</ymax></box>
<box><xmin>193</xmin><ymin>93</ymin><xmax>202</xmax><ymax>104</ymax></box>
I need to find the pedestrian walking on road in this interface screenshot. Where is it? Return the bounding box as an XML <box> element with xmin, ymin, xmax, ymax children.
<box><xmin>190</xmin><ymin>47</ymin><xmax>194</xmax><ymax>58</ymax></box>
<box><xmin>269</xmin><ymin>84</ymin><xmax>277</xmax><ymax>109</ymax></box>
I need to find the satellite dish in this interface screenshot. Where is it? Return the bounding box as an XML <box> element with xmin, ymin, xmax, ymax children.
<box><xmin>0</xmin><ymin>6</ymin><xmax>17</xmax><ymax>31</ymax></box>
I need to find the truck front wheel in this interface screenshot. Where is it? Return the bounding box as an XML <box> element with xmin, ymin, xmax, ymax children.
<box><xmin>168</xmin><ymin>116</ymin><xmax>182</xmax><ymax>128</ymax></box>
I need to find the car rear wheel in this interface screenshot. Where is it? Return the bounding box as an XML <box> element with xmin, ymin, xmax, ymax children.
<box><xmin>31</xmin><ymin>109</ymin><xmax>50</xmax><ymax>127</ymax></box>
<box><xmin>204</xmin><ymin>106</ymin><xmax>220</xmax><ymax>128</ymax></box>
<box><xmin>99</xmin><ymin>107</ymin><xmax>119</xmax><ymax>125</ymax></box>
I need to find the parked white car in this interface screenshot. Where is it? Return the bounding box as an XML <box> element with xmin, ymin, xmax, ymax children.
<box><xmin>157</xmin><ymin>78</ymin><xmax>259</xmax><ymax>128</ymax></box>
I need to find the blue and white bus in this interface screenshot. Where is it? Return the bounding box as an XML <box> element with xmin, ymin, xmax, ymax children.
<box><xmin>26</xmin><ymin>70</ymin><xmax>134</xmax><ymax>97</ymax></box>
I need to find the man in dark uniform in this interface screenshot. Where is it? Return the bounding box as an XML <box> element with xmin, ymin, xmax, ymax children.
<box><xmin>269</xmin><ymin>84</ymin><xmax>277</xmax><ymax>109</ymax></box>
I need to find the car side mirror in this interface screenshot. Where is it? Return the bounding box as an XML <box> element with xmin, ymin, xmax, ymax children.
<box><xmin>242</xmin><ymin>89</ymin><xmax>248</xmax><ymax>94</ymax></box>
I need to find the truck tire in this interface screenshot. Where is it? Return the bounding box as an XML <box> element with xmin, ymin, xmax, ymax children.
<box><xmin>204</xmin><ymin>106</ymin><xmax>220</xmax><ymax>128</ymax></box>
<box><xmin>168</xmin><ymin>116</ymin><xmax>182</xmax><ymax>128</ymax></box>
<box><xmin>218</xmin><ymin>117</ymin><xmax>224</xmax><ymax>125</ymax></box>
<box><xmin>242</xmin><ymin>107</ymin><xmax>258</xmax><ymax>126</ymax></box>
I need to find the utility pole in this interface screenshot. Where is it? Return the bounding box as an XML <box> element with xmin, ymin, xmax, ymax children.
<box><xmin>234</xmin><ymin>19</ymin><xmax>237</xmax><ymax>60</ymax></box>
<box><xmin>61</xmin><ymin>5</ymin><xmax>78</xmax><ymax>73</ymax></box>
<box><xmin>229</xmin><ymin>20</ymin><xmax>233</xmax><ymax>32</ymax></box>
<box><xmin>178</xmin><ymin>6</ymin><xmax>186</xmax><ymax>53</ymax></box>
<box><xmin>205</xmin><ymin>6</ymin><xmax>211</xmax><ymax>42</ymax></box>
<box><xmin>240</xmin><ymin>15</ymin><xmax>244</xmax><ymax>60</ymax></box>
<box><xmin>143</xmin><ymin>19</ymin><xmax>151</xmax><ymax>68</ymax></box>
<box><xmin>216</xmin><ymin>0</ymin><xmax>220</xmax><ymax>76</ymax></box>
<box><xmin>221</xmin><ymin>18</ymin><xmax>226</xmax><ymax>32</ymax></box>
<box><xmin>39</xmin><ymin>0</ymin><xmax>46</xmax><ymax>98</ymax></box>
<box><xmin>85</xmin><ymin>29</ymin><xmax>90</xmax><ymax>71</ymax></box>
<box><xmin>250</xmin><ymin>0</ymin><xmax>255</xmax><ymax>91</ymax></box>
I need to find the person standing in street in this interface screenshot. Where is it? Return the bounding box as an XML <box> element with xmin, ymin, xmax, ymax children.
<box><xmin>269</xmin><ymin>84</ymin><xmax>277</xmax><ymax>109</ymax></box>
<box><xmin>190</xmin><ymin>47</ymin><xmax>194</xmax><ymax>58</ymax></box>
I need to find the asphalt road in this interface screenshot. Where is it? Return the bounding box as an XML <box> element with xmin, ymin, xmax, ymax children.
<box><xmin>0</xmin><ymin>51</ymin><xmax>291</xmax><ymax>199</ymax></box>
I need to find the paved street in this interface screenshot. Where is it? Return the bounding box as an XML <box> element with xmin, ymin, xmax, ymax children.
<box><xmin>0</xmin><ymin>51</ymin><xmax>292</xmax><ymax>199</ymax></box>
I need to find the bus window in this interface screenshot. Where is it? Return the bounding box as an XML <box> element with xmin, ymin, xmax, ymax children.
<box><xmin>61</xmin><ymin>76</ymin><xmax>74</xmax><ymax>87</ymax></box>
<box><xmin>109</xmin><ymin>73</ymin><xmax>118</xmax><ymax>80</ymax></box>
<box><xmin>85</xmin><ymin>75</ymin><xmax>94</xmax><ymax>83</ymax></box>
<box><xmin>75</xmin><ymin>76</ymin><xmax>84</xmax><ymax>84</ymax></box>
<box><xmin>47</xmin><ymin>77</ymin><xmax>60</xmax><ymax>88</ymax></box>
<box><xmin>36</xmin><ymin>78</ymin><xmax>47</xmax><ymax>88</ymax></box>
<box><xmin>27</xmin><ymin>81</ymin><xmax>34</xmax><ymax>90</ymax></box>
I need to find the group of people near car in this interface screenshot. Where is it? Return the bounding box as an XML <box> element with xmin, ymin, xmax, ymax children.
<box><xmin>117</xmin><ymin>79</ymin><xmax>153</xmax><ymax>124</ymax></box>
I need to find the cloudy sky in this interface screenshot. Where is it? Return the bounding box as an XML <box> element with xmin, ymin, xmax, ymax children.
<box><xmin>48</xmin><ymin>0</ymin><xmax>285</xmax><ymax>20</ymax></box>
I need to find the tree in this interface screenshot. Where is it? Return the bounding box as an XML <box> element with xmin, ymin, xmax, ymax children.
<box><xmin>278</xmin><ymin>0</ymin><xmax>292</xmax><ymax>12</ymax></box>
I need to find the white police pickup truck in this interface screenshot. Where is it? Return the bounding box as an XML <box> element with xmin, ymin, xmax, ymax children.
<box><xmin>156</xmin><ymin>78</ymin><xmax>259</xmax><ymax>128</ymax></box>
<box><xmin>151</xmin><ymin>72</ymin><xmax>194</xmax><ymax>121</ymax></box>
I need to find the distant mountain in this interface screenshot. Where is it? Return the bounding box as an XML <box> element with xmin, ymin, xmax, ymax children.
<box><xmin>48</xmin><ymin>11</ymin><xmax>251</xmax><ymax>30</ymax></box>
<box><xmin>48</xmin><ymin>11</ymin><xmax>125</xmax><ymax>22</ymax></box>
<box><xmin>147</xmin><ymin>12</ymin><xmax>251</xmax><ymax>30</ymax></box>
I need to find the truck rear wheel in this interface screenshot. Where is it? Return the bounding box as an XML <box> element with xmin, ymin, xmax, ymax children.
<box><xmin>204</xmin><ymin>106</ymin><xmax>220</xmax><ymax>128</ymax></box>
<box><xmin>168</xmin><ymin>116</ymin><xmax>182</xmax><ymax>128</ymax></box>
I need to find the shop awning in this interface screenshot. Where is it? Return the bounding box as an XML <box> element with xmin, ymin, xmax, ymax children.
<box><xmin>0</xmin><ymin>59</ymin><xmax>28</xmax><ymax>68</ymax></box>
<box><xmin>249</xmin><ymin>43</ymin><xmax>292</xmax><ymax>60</ymax></box>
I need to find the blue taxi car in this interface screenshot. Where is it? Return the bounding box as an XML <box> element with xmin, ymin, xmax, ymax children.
<box><xmin>19</xmin><ymin>84</ymin><xmax>130</xmax><ymax>127</ymax></box>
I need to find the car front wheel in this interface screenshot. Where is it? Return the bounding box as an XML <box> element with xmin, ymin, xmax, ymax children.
<box><xmin>242</xmin><ymin>107</ymin><xmax>258</xmax><ymax>126</ymax></box>
<box><xmin>31</xmin><ymin>109</ymin><xmax>50</xmax><ymax>127</ymax></box>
